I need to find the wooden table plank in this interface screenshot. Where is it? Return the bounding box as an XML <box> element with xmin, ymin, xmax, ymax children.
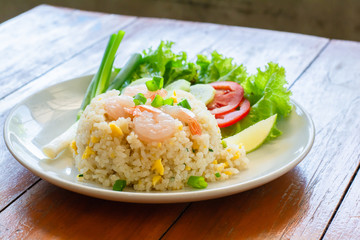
<box><xmin>323</xmin><ymin>170</ymin><xmax>360</xmax><ymax>239</ymax></box>
<box><xmin>0</xmin><ymin>5</ymin><xmax>136</xmax><ymax>210</ymax></box>
<box><xmin>0</xmin><ymin>4</ymin><xmax>135</xmax><ymax>99</ymax></box>
<box><xmin>0</xmin><ymin>181</ymin><xmax>188</xmax><ymax>240</ymax></box>
<box><xmin>163</xmin><ymin>40</ymin><xmax>360</xmax><ymax>239</ymax></box>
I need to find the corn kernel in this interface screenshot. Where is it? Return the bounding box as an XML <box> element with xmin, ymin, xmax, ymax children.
<box><xmin>157</xmin><ymin>142</ymin><xmax>162</xmax><ymax>148</ymax></box>
<box><xmin>178</xmin><ymin>124</ymin><xmax>183</xmax><ymax>130</ymax></box>
<box><xmin>227</xmin><ymin>148</ymin><xmax>232</xmax><ymax>152</ymax></box>
<box><xmin>171</xmin><ymin>96</ymin><xmax>178</xmax><ymax>103</ymax></box>
<box><xmin>185</xmin><ymin>165</ymin><xmax>192</xmax><ymax>171</ymax></box>
<box><xmin>216</xmin><ymin>165</ymin><xmax>224</xmax><ymax>172</ymax></box>
<box><xmin>151</xmin><ymin>159</ymin><xmax>164</xmax><ymax>175</ymax></box>
<box><xmin>109</xmin><ymin>123</ymin><xmax>123</xmax><ymax>137</ymax></box>
<box><xmin>193</xmin><ymin>141</ymin><xmax>200</xmax><ymax>150</ymax></box>
<box><xmin>212</xmin><ymin>160</ymin><xmax>218</xmax><ymax>165</ymax></box>
<box><xmin>82</xmin><ymin>146</ymin><xmax>95</xmax><ymax>159</ymax></box>
<box><xmin>91</xmin><ymin>136</ymin><xmax>100</xmax><ymax>143</ymax></box>
<box><xmin>232</xmin><ymin>151</ymin><xmax>240</xmax><ymax>160</ymax></box>
<box><xmin>70</xmin><ymin>140</ymin><xmax>78</xmax><ymax>155</ymax></box>
<box><xmin>152</xmin><ymin>175</ymin><xmax>162</xmax><ymax>186</ymax></box>
<box><xmin>223</xmin><ymin>161</ymin><xmax>229</xmax><ymax>168</ymax></box>
<box><xmin>224</xmin><ymin>171</ymin><xmax>233</xmax><ymax>175</ymax></box>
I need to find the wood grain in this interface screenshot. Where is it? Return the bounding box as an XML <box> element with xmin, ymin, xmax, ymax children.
<box><xmin>0</xmin><ymin>4</ymin><xmax>135</xmax><ymax>99</ymax></box>
<box><xmin>163</xmin><ymin>40</ymin><xmax>360</xmax><ymax>239</ymax></box>
<box><xmin>323</xmin><ymin>170</ymin><xmax>360</xmax><ymax>239</ymax></box>
<box><xmin>0</xmin><ymin>5</ymin><xmax>135</xmax><ymax>210</ymax></box>
<box><xmin>0</xmin><ymin>180</ymin><xmax>188</xmax><ymax>240</ymax></box>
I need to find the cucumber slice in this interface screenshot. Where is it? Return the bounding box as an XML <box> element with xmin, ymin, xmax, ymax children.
<box><xmin>190</xmin><ymin>84</ymin><xmax>216</xmax><ymax>105</ymax></box>
<box><xmin>128</xmin><ymin>77</ymin><xmax>152</xmax><ymax>87</ymax></box>
<box><xmin>223</xmin><ymin>114</ymin><xmax>277</xmax><ymax>153</ymax></box>
<box><xmin>165</xmin><ymin>79</ymin><xmax>191</xmax><ymax>92</ymax></box>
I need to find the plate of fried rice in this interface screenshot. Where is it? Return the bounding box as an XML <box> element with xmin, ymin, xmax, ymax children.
<box><xmin>4</xmin><ymin>75</ymin><xmax>314</xmax><ymax>203</ymax></box>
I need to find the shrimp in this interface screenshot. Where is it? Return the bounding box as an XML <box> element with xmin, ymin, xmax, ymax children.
<box><xmin>160</xmin><ymin>105</ymin><xmax>202</xmax><ymax>135</ymax></box>
<box><xmin>128</xmin><ymin>105</ymin><xmax>177</xmax><ymax>143</ymax></box>
<box><xmin>122</xmin><ymin>84</ymin><xmax>168</xmax><ymax>100</ymax></box>
<box><xmin>104</xmin><ymin>95</ymin><xmax>135</xmax><ymax>121</ymax></box>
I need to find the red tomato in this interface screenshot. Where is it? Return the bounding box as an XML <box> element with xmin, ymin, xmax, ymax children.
<box><xmin>207</xmin><ymin>81</ymin><xmax>244</xmax><ymax>117</ymax></box>
<box><xmin>216</xmin><ymin>99</ymin><xmax>250</xmax><ymax>128</ymax></box>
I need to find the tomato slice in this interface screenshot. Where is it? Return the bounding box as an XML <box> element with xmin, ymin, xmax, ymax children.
<box><xmin>207</xmin><ymin>81</ymin><xmax>244</xmax><ymax>117</ymax></box>
<box><xmin>216</xmin><ymin>99</ymin><xmax>250</xmax><ymax>128</ymax></box>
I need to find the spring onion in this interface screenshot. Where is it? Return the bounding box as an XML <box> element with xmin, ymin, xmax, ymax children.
<box><xmin>146</xmin><ymin>76</ymin><xmax>164</xmax><ymax>91</ymax></box>
<box><xmin>177</xmin><ymin>99</ymin><xmax>191</xmax><ymax>110</ymax></box>
<box><xmin>187</xmin><ymin>176</ymin><xmax>208</xmax><ymax>189</ymax></box>
<box><xmin>163</xmin><ymin>98</ymin><xmax>174</xmax><ymax>106</ymax></box>
<box><xmin>107</xmin><ymin>53</ymin><xmax>142</xmax><ymax>91</ymax></box>
<box><xmin>77</xmin><ymin>30</ymin><xmax>125</xmax><ymax>120</ymax></box>
<box><xmin>215</xmin><ymin>173</ymin><xmax>221</xmax><ymax>178</ymax></box>
<box><xmin>113</xmin><ymin>179</ymin><xmax>126</xmax><ymax>191</ymax></box>
<box><xmin>150</xmin><ymin>94</ymin><xmax>164</xmax><ymax>107</ymax></box>
<box><xmin>209</xmin><ymin>148</ymin><xmax>214</xmax><ymax>152</ymax></box>
<box><xmin>133</xmin><ymin>93</ymin><xmax>147</xmax><ymax>105</ymax></box>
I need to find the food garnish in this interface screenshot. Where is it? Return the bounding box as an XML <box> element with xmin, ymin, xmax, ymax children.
<box><xmin>177</xmin><ymin>99</ymin><xmax>191</xmax><ymax>110</ymax></box>
<box><xmin>133</xmin><ymin>93</ymin><xmax>147</xmax><ymax>105</ymax></box>
<box><xmin>113</xmin><ymin>179</ymin><xmax>126</xmax><ymax>191</ymax></box>
<box><xmin>187</xmin><ymin>176</ymin><xmax>208</xmax><ymax>189</ymax></box>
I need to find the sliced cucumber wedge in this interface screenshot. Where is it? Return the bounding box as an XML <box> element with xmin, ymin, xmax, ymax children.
<box><xmin>190</xmin><ymin>84</ymin><xmax>216</xmax><ymax>105</ymax></box>
<box><xmin>165</xmin><ymin>79</ymin><xmax>191</xmax><ymax>92</ymax></box>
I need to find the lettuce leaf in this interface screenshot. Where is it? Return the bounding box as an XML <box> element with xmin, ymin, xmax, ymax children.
<box><xmin>125</xmin><ymin>41</ymin><xmax>198</xmax><ymax>89</ymax></box>
<box><xmin>196</xmin><ymin>51</ymin><xmax>248</xmax><ymax>84</ymax></box>
<box><xmin>239</xmin><ymin>62</ymin><xmax>292</xmax><ymax>139</ymax></box>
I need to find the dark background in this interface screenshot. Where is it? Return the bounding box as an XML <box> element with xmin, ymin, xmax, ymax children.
<box><xmin>2</xmin><ymin>0</ymin><xmax>360</xmax><ymax>41</ymax></box>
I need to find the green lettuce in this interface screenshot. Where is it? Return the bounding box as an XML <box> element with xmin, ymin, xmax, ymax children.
<box><xmin>124</xmin><ymin>41</ymin><xmax>198</xmax><ymax>89</ymax></box>
<box><xmin>238</xmin><ymin>63</ymin><xmax>292</xmax><ymax>140</ymax></box>
<box><xmin>196</xmin><ymin>51</ymin><xmax>247</xmax><ymax>84</ymax></box>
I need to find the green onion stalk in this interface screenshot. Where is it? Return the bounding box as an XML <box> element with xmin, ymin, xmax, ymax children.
<box><xmin>43</xmin><ymin>30</ymin><xmax>142</xmax><ymax>159</ymax></box>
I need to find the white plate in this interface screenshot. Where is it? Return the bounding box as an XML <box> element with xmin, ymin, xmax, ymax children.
<box><xmin>4</xmin><ymin>75</ymin><xmax>314</xmax><ymax>203</ymax></box>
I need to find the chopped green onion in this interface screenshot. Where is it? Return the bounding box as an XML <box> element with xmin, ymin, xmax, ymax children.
<box><xmin>153</xmin><ymin>76</ymin><xmax>164</xmax><ymax>89</ymax></box>
<box><xmin>113</xmin><ymin>179</ymin><xmax>126</xmax><ymax>191</ymax></box>
<box><xmin>133</xmin><ymin>93</ymin><xmax>147</xmax><ymax>105</ymax></box>
<box><xmin>192</xmin><ymin>149</ymin><xmax>196</xmax><ymax>153</ymax></box>
<box><xmin>163</xmin><ymin>98</ymin><xmax>174</xmax><ymax>106</ymax></box>
<box><xmin>146</xmin><ymin>76</ymin><xmax>164</xmax><ymax>91</ymax></box>
<box><xmin>77</xmin><ymin>174</ymin><xmax>84</xmax><ymax>178</ymax></box>
<box><xmin>186</xmin><ymin>148</ymin><xmax>189</xmax><ymax>152</ymax></box>
<box><xmin>177</xmin><ymin>99</ymin><xmax>191</xmax><ymax>110</ymax></box>
<box><xmin>209</xmin><ymin>148</ymin><xmax>214</xmax><ymax>152</ymax></box>
<box><xmin>151</xmin><ymin>94</ymin><xmax>164</xmax><ymax>107</ymax></box>
<box><xmin>215</xmin><ymin>172</ymin><xmax>221</xmax><ymax>178</ymax></box>
<box><xmin>221</xmin><ymin>140</ymin><xmax>227</xmax><ymax>148</ymax></box>
<box><xmin>187</xmin><ymin>176</ymin><xmax>208</xmax><ymax>189</ymax></box>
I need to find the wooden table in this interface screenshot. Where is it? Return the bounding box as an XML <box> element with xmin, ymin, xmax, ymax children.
<box><xmin>1</xmin><ymin>5</ymin><xmax>359</xmax><ymax>239</ymax></box>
